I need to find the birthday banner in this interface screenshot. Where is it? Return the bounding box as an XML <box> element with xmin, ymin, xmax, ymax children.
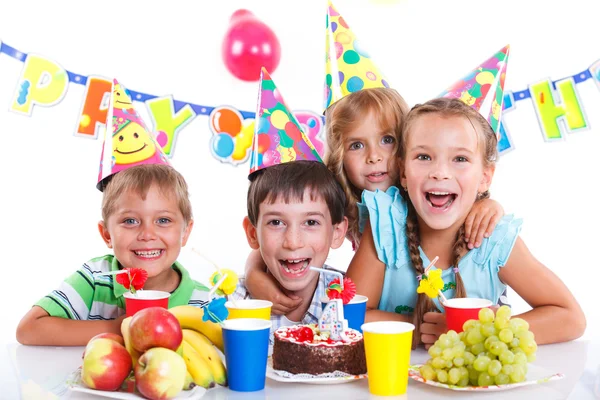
<box><xmin>2</xmin><ymin>41</ymin><xmax>599</xmax><ymax>162</ymax></box>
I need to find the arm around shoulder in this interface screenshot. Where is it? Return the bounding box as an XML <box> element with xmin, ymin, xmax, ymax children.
<box><xmin>16</xmin><ymin>306</ymin><xmax>125</xmax><ymax>346</ymax></box>
<box><xmin>499</xmin><ymin>237</ymin><xmax>586</xmax><ymax>344</ymax></box>
<box><xmin>243</xmin><ymin>249</ymin><xmax>301</xmax><ymax>315</ymax></box>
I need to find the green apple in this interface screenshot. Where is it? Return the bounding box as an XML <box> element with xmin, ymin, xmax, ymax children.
<box><xmin>82</xmin><ymin>338</ymin><xmax>132</xmax><ymax>391</ymax></box>
<box><xmin>135</xmin><ymin>347</ymin><xmax>186</xmax><ymax>399</ymax></box>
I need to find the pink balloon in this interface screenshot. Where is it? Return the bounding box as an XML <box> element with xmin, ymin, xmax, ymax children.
<box><xmin>222</xmin><ymin>9</ymin><xmax>281</xmax><ymax>82</ymax></box>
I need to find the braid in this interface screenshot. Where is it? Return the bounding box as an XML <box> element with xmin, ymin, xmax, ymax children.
<box><xmin>452</xmin><ymin>225</ymin><xmax>467</xmax><ymax>298</ymax></box>
<box><xmin>407</xmin><ymin>202</ymin><xmax>436</xmax><ymax>349</ymax></box>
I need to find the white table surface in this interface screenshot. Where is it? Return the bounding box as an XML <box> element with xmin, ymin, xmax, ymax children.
<box><xmin>2</xmin><ymin>333</ymin><xmax>598</xmax><ymax>400</ymax></box>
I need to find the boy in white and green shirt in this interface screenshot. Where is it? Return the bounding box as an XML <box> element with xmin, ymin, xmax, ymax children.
<box><xmin>36</xmin><ymin>254</ymin><xmax>209</xmax><ymax>321</ymax></box>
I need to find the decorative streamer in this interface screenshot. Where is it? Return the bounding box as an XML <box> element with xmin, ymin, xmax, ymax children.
<box><xmin>1</xmin><ymin>41</ymin><xmax>598</xmax><ymax>161</ymax></box>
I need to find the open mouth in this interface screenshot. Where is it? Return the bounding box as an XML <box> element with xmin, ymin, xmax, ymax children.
<box><xmin>134</xmin><ymin>249</ymin><xmax>163</xmax><ymax>258</ymax></box>
<box><xmin>115</xmin><ymin>143</ymin><xmax>147</xmax><ymax>155</ymax></box>
<box><xmin>425</xmin><ymin>191</ymin><xmax>457</xmax><ymax>210</ymax></box>
<box><xmin>279</xmin><ymin>258</ymin><xmax>310</xmax><ymax>275</ymax></box>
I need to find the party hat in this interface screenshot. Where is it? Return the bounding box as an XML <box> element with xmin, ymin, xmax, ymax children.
<box><xmin>248</xmin><ymin>68</ymin><xmax>323</xmax><ymax>177</ymax></box>
<box><xmin>439</xmin><ymin>45</ymin><xmax>510</xmax><ymax>136</ymax></box>
<box><xmin>96</xmin><ymin>79</ymin><xmax>171</xmax><ymax>191</ymax></box>
<box><xmin>323</xmin><ymin>1</ymin><xmax>390</xmax><ymax>111</ymax></box>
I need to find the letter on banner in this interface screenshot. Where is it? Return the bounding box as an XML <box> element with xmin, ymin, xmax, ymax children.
<box><xmin>146</xmin><ymin>96</ymin><xmax>197</xmax><ymax>157</ymax></box>
<box><xmin>529</xmin><ymin>78</ymin><xmax>588</xmax><ymax>141</ymax></box>
<box><xmin>294</xmin><ymin>111</ymin><xmax>325</xmax><ymax>158</ymax></box>
<box><xmin>76</xmin><ymin>76</ymin><xmax>112</xmax><ymax>139</ymax></box>
<box><xmin>11</xmin><ymin>54</ymin><xmax>68</xmax><ymax>116</ymax></box>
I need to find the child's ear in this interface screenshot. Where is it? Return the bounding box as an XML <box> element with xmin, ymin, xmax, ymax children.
<box><xmin>330</xmin><ymin>217</ymin><xmax>349</xmax><ymax>250</ymax></box>
<box><xmin>98</xmin><ymin>221</ymin><xmax>112</xmax><ymax>249</ymax></box>
<box><xmin>181</xmin><ymin>219</ymin><xmax>194</xmax><ymax>246</ymax></box>
<box><xmin>399</xmin><ymin>159</ymin><xmax>407</xmax><ymax>190</ymax></box>
<box><xmin>242</xmin><ymin>217</ymin><xmax>260</xmax><ymax>250</ymax></box>
<box><xmin>479</xmin><ymin>164</ymin><xmax>496</xmax><ymax>193</ymax></box>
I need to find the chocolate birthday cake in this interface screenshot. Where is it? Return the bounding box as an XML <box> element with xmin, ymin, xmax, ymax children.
<box><xmin>272</xmin><ymin>324</ymin><xmax>367</xmax><ymax>376</ymax></box>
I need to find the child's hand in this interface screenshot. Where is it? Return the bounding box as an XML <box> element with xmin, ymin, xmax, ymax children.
<box><xmin>245</xmin><ymin>260</ymin><xmax>302</xmax><ymax>315</ymax></box>
<box><xmin>464</xmin><ymin>199</ymin><xmax>504</xmax><ymax>249</ymax></box>
<box><xmin>420</xmin><ymin>311</ymin><xmax>448</xmax><ymax>349</ymax></box>
<box><xmin>270</xmin><ymin>292</ymin><xmax>303</xmax><ymax>315</ymax></box>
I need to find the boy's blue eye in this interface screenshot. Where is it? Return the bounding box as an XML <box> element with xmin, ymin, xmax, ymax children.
<box><xmin>157</xmin><ymin>217</ymin><xmax>171</xmax><ymax>224</ymax></box>
<box><xmin>382</xmin><ymin>135</ymin><xmax>395</xmax><ymax>145</ymax></box>
<box><xmin>349</xmin><ymin>142</ymin><xmax>364</xmax><ymax>151</ymax></box>
<box><xmin>123</xmin><ymin>218</ymin><xmax>137</xmax><ymax>225</ymax></box>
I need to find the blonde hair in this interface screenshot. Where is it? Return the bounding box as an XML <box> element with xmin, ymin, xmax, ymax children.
<box><xmin>101</xmin><ymin>164</ymin><xmax>193</xmax><ymax>223</ymax></box>
<box><xmin>324</xmin><ymin>88</ymin><xmax>409</xmax><ymax>245</ymax></box>
<box><xmin>399</xmin><ymin>97</ymin><xmax>498</xmax><ymax>348</ymax></box>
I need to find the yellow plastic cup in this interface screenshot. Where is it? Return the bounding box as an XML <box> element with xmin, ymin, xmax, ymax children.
<box><xmin>225</xmin><ymin>299</ymin><xmax>272</xmax><ymax>320</ymax></box>
<box><xmin>361</xmin><ymin>321</ymin><xmax>415</xmax><ymax>396</ymax></box>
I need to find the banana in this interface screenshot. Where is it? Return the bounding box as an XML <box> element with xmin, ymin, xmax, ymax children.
<box><xmin>120</xmin><ymin>316</ymin><xmax>142</xmax><ymax>366</ymax></box>
<box><xmin>182</xmin><ymin>369</ymin><xmax>196</xmax><ymax>391</ymax></box>
<box><xmin>181</xmin><ymin>340</ymin><xmax>216</xmax><ymax>389</ymax></box>
<box><xmin>182</xmin><ymin>329</ymin><xmax>228</xmax><ymax>386</ymax></box>
<box><xmin>169</xmin><ymin>305</ymin><xmax>224</xmax><ymax>352</ymax></box>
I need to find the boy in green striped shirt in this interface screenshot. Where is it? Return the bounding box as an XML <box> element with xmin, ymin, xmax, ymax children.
<box><xmin>17</xmin><ymin>164</ymin><xmax>210</xmax><ymax>346</ymax></box>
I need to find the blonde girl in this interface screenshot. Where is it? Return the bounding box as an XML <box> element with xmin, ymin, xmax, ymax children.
<box><xmin>347</xmin><ymin>98</ymin><xmax>585</xmax><ymax>347</ymax></box>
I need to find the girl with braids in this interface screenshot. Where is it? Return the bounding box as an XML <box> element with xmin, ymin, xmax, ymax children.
<box><xmin>347</xmin><ymin>97</ymin><xmax>585</xmax><ymax>348</ymax></box>
<box><xmin>245</xmin><ymin>89</ymin><xmax>505</xmax><ymax>316</ymax></box>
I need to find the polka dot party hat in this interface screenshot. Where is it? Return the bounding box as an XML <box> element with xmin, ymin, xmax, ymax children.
<box><xmin>96</xmin><ymin>79</ymin><xmax>170</xmax><ymax>191</ymax></box>
<box><xmin>439</xmin><ymin>45</ymin><xmax>510</xmax><ymax>137</ymax></box>
<box><xmin>248</xmin><ymin>68</ymin><xmax>323</xmax><ymax>177</ymax></box>
<box><xmin>323</xmin><ymin>1</ymin><xmax>390</xmax><ymax>112</ymax></box>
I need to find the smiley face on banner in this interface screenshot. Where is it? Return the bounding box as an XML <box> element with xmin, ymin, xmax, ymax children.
<box><xmin>209</xmin><ymin>106</ymin><xmax>325</xmax><ymax>165</ymax></box>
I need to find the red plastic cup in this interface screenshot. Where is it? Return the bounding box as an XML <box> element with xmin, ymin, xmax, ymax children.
<box><xmin>444</xmin><ymin>298</ymin><xmax>493</xmax><ymax>333</ymax></box>
<box><xmin>123</xmin><ymin>290</ymin><xmax>170</xmax><ymax>317</ymax></box>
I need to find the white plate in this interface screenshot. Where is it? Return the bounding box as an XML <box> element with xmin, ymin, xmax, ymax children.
<box><xmin>408</xmin><ymin>364</ymin><xmax>564</xmax><ymax>392</ymax></box>
<box><xmin>66</xmin><ymin>367</ymin><xmax>207</xmax><ymax>399</ymax></box>
<box><xmin>266</xmin><ymin>358</ymin><xmax>366</xmax><ymax>385</ymax></box>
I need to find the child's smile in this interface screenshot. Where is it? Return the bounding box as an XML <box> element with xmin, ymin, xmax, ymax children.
<box><xmin>402</xmin><ymin>113</ymin><xmax>493</xmax><ymax>231</ymax></box>
<box><xmin>279</xmin><ymin>258</ymin><xmax>311</xmax><ymax>278</ymax></box>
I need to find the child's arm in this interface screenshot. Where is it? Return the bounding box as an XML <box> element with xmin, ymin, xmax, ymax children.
<box><xmin>347</xmin><ymin>221</ymin><xmax>411</xmax><ymax>323</ymax></box>
<box><xmin>16</xmin><ymin>306</ymin><xmax>125</xmax><ymax>346</ymax></box>
<box><xmin>499</xmin><ymin>237</ymin><xmax>586</xmax><ymax>344</ymax></box>
<box><xmin>464</xmin><ymin>198</ymin><xmax>504</xmax><ymax>249</ymax></box>
<box><xmin>244</xmin><ymin>249</ymin><xmax>302</xmax><ymax>315</ymax></box>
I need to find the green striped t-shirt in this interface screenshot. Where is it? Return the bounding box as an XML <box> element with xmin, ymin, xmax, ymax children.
<box><xmin>35</xmin><ymin>254</ymin><xmax>210</xmax><ymax>320</ymax></box>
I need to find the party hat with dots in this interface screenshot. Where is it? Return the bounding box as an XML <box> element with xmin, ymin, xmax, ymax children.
<box><xmin>248</xmin><ymin>68</ymin><xmax>323</xmax><ymax>177</ymax></box>
<box><xmin>439</xmin><ymin>45</ymin><xmax>510</xmax><ymax>137</ymax></box>
<box><xmin>323</xmin><ymin>1</ymin><xmax>390</xmax><ymax>112</ymax></box>
<box><xmin>96</xmin><ymin>79</ymin><xmax>170</xmax><ymax>191</ymax></box>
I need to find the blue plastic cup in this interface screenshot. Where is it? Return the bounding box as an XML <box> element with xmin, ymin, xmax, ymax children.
<box><xmin>321</xmin><ymin>295</ymin><xmax>368</xmax><ymax>332</ymax></box>
<box><xmin>222</xmin><ymin>318</ymin><xmax>271</xmax><ymax>392</ymax></box>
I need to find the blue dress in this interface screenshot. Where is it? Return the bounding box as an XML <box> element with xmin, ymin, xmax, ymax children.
<box><xmin>358</xmin><ymin>186</ymin><xmax>522</xmax><ymax>314</ymax></box>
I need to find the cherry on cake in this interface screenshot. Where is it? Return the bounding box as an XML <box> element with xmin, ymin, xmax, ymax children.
<box><xmin>272</xmin><ymin>324</ymin><xmax>367</xmax><ymax>376</ymax></box>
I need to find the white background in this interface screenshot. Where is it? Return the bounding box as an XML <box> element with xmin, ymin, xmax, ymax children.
<box><xmin>0</xmin><ymin>0</ymin><xmax>598</xmax><ymax>344</ymax></box>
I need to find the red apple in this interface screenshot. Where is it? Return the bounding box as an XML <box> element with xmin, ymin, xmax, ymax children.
<box><xmin>89</xmin><ymin>332</ymin><xmax>125</xmax><ymax>346</ymax></box>
<box><xmin>135</xmin><ymin>347</ymin><xmax>186</xmax><ymax>400</ymax></box>
<box><xmin>129</xmin><ymin>307</ymin><xmax>183</xmax><ymax>353</ymax></box>
<box><xmin>82</xmin><ymin>338</ymin><xmax>132</xmax><ymax>391</ymax></box>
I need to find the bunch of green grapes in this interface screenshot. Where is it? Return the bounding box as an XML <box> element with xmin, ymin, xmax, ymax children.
<box><xmin>419</xmin><ymin>305</ymin><xmax>537</xmax><ymax>387</ymax></box>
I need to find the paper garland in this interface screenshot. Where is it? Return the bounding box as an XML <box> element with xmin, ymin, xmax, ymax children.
<box><xmin>1</xmin><ymin>41</ymin><xmax>598</xmax><ymax>161</ymax></box>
